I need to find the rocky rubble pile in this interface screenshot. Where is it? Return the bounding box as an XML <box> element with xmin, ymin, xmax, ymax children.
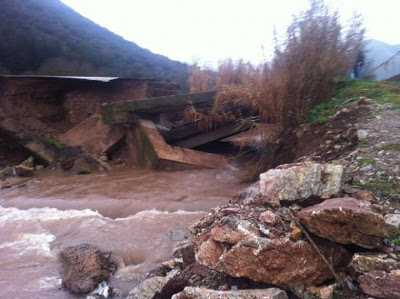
<box><xmin>127</xmin><ymin>162</ymin><xmax>400</xmax><ymax>299</ymax></box>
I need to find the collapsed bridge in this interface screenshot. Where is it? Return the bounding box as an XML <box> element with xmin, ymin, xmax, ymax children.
<box><xmin>100</xmin><ymin>91</ymin><xmax>249</xmax><ymax>169</ymax></box>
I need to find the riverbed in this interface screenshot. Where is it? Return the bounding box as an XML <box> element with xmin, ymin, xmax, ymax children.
<box><xmin>0</xmin><ymin>167</ymin><xmax>246</xmax><ymax>298</ymax></box>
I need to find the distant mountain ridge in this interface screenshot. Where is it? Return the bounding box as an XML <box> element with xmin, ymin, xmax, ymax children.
<box><xmin>0</xmin><ymin>0</ymin><xmax>188</xmax><ymax>88</ymax></box>
<box><xmin>365</xmin><ymin>39</ymin><xmax>400</xmax><ymax>80</ymax></box>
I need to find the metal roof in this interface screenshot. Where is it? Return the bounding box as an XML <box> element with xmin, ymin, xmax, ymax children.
<box><xmin>0</xmin><ymin>75</ymin><xmax>155</xmax><ymax>82</ymax></box>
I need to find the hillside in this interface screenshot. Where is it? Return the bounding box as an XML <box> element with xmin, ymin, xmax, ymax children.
<box><xmin>365</xmin><ymin>39</ymin><xmax>400</xmax><ymax>80</ymax></box>
<box><xmin>0</xmin><ymin>0</ymin><xmax>188</xmax><ymax>88</ymax></box>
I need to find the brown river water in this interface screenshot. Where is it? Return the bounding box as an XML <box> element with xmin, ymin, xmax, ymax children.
<box><xmin>0</xmin><ymin>168</ymin><xmax>247</xmax><ymax>298</ymax></box>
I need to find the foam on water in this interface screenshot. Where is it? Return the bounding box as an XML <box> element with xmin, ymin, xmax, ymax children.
<box><xmin>0</xmin><ymin>205</ymin><xmax>101</xmax><ymax>223</ymax></box>
<box><xmin>0</xmin><ymin>232</ymin><xmax>56</xmax><ymax>257</ymax></box>
<box><xmin>38</xmin><ymin>276</ymin><xmax>62</xmax><ymax>289</ymax></box>
<box><xmin>116</xmin><ymin>208</ymin><xmax>204</xmax><ymax>221</ymax></box>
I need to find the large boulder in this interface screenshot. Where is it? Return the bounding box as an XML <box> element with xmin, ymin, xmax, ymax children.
<box><xmin>298</xmin><ymin>197</ymin><xmax>387</xmax><ymax>249</ymax></box>
<box><xmin>58</xmin><ymin>243</ymin><xmax>114</xmax><ymax>294</ymax></box>
<box><xmin>172</xmin><ymin>287</ymin><xmax>288</xmax><ymax>299</ymax></box>
<box><xmin>192</xmin><ymin>206</ymin><xmax>350</xmax><ymax>288</ymax></box>
<box><xmin>235</xmin><ymin>162</ymin><xmax>342</xmax><ymax>207</ymax></box>
<box><xmin>358</xmin><ymin>270</ymin><xmax>400</xmax><ymax>298</ymax></box>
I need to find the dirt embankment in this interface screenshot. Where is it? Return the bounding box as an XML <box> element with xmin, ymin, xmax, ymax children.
<box><xmin>0</xmin><ymin>76</ymin><xmax>179</xmax><ymax>169</ymax></box>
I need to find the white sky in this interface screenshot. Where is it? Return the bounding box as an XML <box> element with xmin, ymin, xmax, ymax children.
<box><xmin>61</xmin><ymin>0</ymin><xmax>400</xmax><ymax>67</ymax></box>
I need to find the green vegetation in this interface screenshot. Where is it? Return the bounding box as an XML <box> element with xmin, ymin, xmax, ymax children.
<box><xmin>380</xmin><ymin>143</ymin><xmax>400</xmax><ymax>151</ymax></box>
<box><xmin>357</xmin><ymin>140</ymin><xmax>368</xmax><ymax>147</ymax></box>
<box><xmin>45</xmin><ymin>137</ymin><xmax>64</xmax><ymax>150</ymax></box>
<box><xmin>357</xmin><ymin>157</ymin><xmax>376</xmax><ymax>166</ymax></box>
<box><xmin>305</xmin><ymin>98</ymin><xmax>342</xmax><ymax>124</ymax></box>
<box><xmin>364</xmin><ymin>177</ymin><xmax>400</xmax><ymax>200</ymax></box>
<box><xmin>389</xmin><ymin>232</ymin><xmax>400</xmax><ymax>245</ymax></box>
<box><xmin>0</xmin><ymin>0</ymin><xmax>188</xmax><ymax>89</ymax></box>
<box><xmin>305</xmin><ymin>78</ymin><xmax>400</xmax><ymax>124</ymax></box>
<box><xmin>333</xmin><ymin>78</ymin><xmax>400</xmax><ymax>108</ymax></box>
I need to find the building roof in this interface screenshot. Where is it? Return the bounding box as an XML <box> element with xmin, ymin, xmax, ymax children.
<box><xmin>0</xmin><ymin>75</ymin><xmax>155</xmax><ymax>82</ymax></box>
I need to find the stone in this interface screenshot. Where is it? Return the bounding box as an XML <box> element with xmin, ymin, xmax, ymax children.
<box><xmin>343</xmin><ymin>186</ymin><xmax>359</xmax><ymax>195</ymax></box>
<box><xmin>360</xmin><ymin>164</ymin><xmax>373</xmax><ymax>172</ymax></box>
<box><xmin>14</xmin><ymin>165</ymin><xmax>34</xmax><ymax>177</ymax></box>
<box><xmin>259</xmin><ymin>210</ymin><xmax>281</xmax><ymax>225</ymax></box>
<box><xmin>71</xmin><ymin>157</ymin><xmax>97</xmax><ymax>174</ymax></box>
<box><xmin>357</xmin><ymin>129</ymin><xmax>369</xmax><ymax>139</ymax></box>
<box><xmin>58</xmin><ymin>243</ymin><xmax>113</xmax><ymax>294</ymax></box>
<box><xmin>20</xmin><ymin>156</ymin><xmax>34</xmax><ymax>168</ymax></box>
<box><xmin>194</xmin><ymin>207</ymin><xmax>350</xmax><ymax>288</ymax></box>
<box><xmin>0</xmin><ymin>166</ymin><xmax>13</xmax><ymax>178</ymax></box>
<box><xmin>127</xmin><ymin>276</ymin><xmax>168</xmax><ymax>299</ymax></box>
<box><xmin>172</xmin><ymin>287</ymin><xmax>288</xmax><ymax>299</ymax></box>
<box><xmin>289</xmin><ymin>221</ymin><xmax>302</xmax><ymax>240</ymax></box>
<box><xmin>384</xmin><ymin>214</ymin><xmax>400</xmax><ymax>236</ymax></box>
<box><xmin>257</xmin><ymin>162</ymin><xmax>343</xmax><ymax>206</ymax></box>
<box><xmin>298</xmin><ymin>197</ymin><xmax>387</xmax><ymax>249</ymax></box>
<box><xmin>349</xmin><ymin>252</ymin><xmax>400</xmax><ymax>274</ymax></box>
<box><xmin>99</xmin><ymin>155</ymin><xmax>108</xmax><ymax>162</ymax></box>
<box><xmin>173</xmin><ymin>240</ymin><xmax>196</xmax><ymax>268</ymax></box>
<box><xmin>354</xmin><ymin>190</ymin><xmax>376</xmax><ymax>202</ymax></box>
<box><xmin>358</xmin><ymin>270</ymin><xmax>400</xmax><ymax>298</ymax></box>
<box><xmin>291</xmin><ymin>284</ymin><xmax>334</xmax><ymax>299</ymax></box>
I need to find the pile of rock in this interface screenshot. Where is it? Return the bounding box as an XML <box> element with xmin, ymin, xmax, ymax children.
<box><xmin>0</xmin><ymin>156</ymin><xmax>45</xmax><ymax>189</ymax></box>
<box><xmin>127</xmin><ymin>162</ymin><xmax>399</xmax><ymax>299</ymax></box>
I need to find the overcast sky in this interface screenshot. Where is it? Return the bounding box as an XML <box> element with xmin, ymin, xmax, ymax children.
<box><xmin>61</xmin><ymin>0</ymin><xmax>400</xmax><ymax>67</ymax></box>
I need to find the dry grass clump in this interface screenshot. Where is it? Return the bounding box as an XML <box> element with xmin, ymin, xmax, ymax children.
<box><xmin>188</xmin><ymin>0</ymin><xmax>364</xmax><ymax>130</ymax></box>
<box><xmin>188</xmin><ymin>62</ymin><xmax>215</xmax><ymax>93</ymax></box>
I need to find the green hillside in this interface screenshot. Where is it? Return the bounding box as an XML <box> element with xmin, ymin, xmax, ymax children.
<box><xmin>0</xmin><ymin>0</ymin><xmax>188</xmax><ymax>88</ymax></box>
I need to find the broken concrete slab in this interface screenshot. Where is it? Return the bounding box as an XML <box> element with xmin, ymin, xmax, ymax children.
<box><xmin>58</xmin><ymin>114</ymin><xmax>127</xmax><ymax>158</ymax></box>
<box><xmin>0</xmin><ymin>118</ymin><xmax>57</xmax><ymax>165</ymax></box>
<box><xmin>174</xmin><ymin>124</ymin><xmax>240</xmax><ymax>149</ymax></box>
<box><xmin>101</xmin><ymin>91</ymin><xmax>216</xmax><ymax>125</ymax></box>
<box><xmin>126</xmin><ymin>119</ymin><xmax>229</xmax><ymax>170</ymax></box>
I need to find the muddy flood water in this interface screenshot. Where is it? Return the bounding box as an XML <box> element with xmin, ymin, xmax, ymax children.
<box><xmin>0</xmin><ymin>168</ymin><xmax>247</xmax><ymax>298</ymax></box>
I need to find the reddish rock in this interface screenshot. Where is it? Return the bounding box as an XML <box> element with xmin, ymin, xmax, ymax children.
<box><xmin>59</xmin><ymin>243</ymin><xmax>113</xmax><ymax>294</ymax></box>
<box><xmin>298</xmin><ymin>197</ymin><xmax>387</xmax><ymax>248</ymax></box>
<box><xmin>193</xmin><ymin>207</ymin><xmax>350</xmax><ymax>288</ymax></box>
<box><xmin>214</xmin><ymin>236</ymin><xmax>348</xmax><ymax>287</ymax></box>
<box><xmin>259</xmin><ymin>210</ymin><xmax>281</xmax><ymax>225</ymax></box>
<box><xmin>358</xmin><ymin>270</ymin><xmax>400</xmax><ymax>298</ymax></box>
<box><xmin>172</xmin><ymin>287</ymin><xmax>288</xmax><ymax>299</ymax></box>
<box><xmin>173</xmin><ymin>240</ymin><xmax>196</xmax><ymax>268</ymax></box>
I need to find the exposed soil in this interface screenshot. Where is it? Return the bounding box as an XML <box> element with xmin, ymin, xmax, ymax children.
<box><xmin>293</xmin><ymin>98</ymin><xmax>400</xmax><ymax>207</ymax></box>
